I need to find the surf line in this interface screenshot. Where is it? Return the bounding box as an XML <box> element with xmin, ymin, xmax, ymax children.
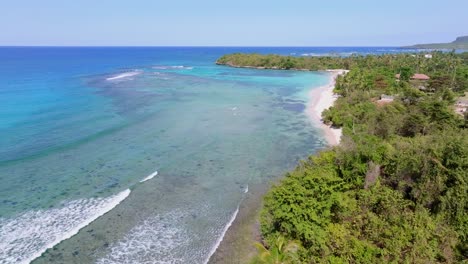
<box><xmin>106</xmin><ymin>70</ymin><xmax>142</xmax><ymax>81</ymax></box>
<box><xmin>204</xmin><ymin>184</ymin><xmax>249</xmax><ymax>264</ymax></box>
<box><xmin>24</xmin><ymin>189</ymin><xmax>131</xmax><ymax>264</ymax></box>
<box><xmin>203</xmin><ymin>206</ymin><xmax>240</xmax><ymax>264</ymax></box>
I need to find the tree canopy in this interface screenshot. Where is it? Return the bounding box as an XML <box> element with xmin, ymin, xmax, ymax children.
<box><xmin>217</xmin><ymin>52</ymin><xmax>468</xmax><ymax>263</ymax></box>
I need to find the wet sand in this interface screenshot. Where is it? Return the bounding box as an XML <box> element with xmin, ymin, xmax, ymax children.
<box><xmin>208</xmin><ymin>183</ymin><xmax>268</xmax><ymax>264</ymax></box>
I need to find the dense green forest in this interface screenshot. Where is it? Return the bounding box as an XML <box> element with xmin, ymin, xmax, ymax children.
<box><xmin>218</xmin><ymin>52</ymin><xmax>468</xmax><ymax>263</ymax></box>
<box><xmin>402</xmin><ymin>36</ymin><xmax>468</xmax><ymax>50</ymax></box>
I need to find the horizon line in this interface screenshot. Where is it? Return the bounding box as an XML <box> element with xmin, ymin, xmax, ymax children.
<box><xmin>0</xmin><ymin>45</ymin><xmax>406</xmax><ymax>48</ymax></box>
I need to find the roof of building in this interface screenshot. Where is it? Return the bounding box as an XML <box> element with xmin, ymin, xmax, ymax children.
<box><xmin>412</xmin><ymin>73</ymin><xmax>430</xmax><ymax>80</ymax></box>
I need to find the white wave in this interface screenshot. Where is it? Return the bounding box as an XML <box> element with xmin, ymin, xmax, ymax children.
<box><xmin>301</xmin><ymin>53</ymin><xmax>334</xmax><ymax>57</ymax></box>
<box><xmin>106</xmin><ymin>71</ymin><xmax>142</xmax><ymax>81</ymax></box>
<box><xmin>301</xmin><ymin>52</ymin><xmax>356</xmax><ymax>57</ymax></box>
<box><xmin>0</xmin><ymin>189</ymin><xmax>131</xmax><ymax>264</ymax></box>
<box><xmin>377</xmin><ymin>49</ymin><xmax>405</xmax><ymax>52</ymax></box>
<box><xmin>244</xmin><ymin>185</ymin><xmax>249</xmax><ymax>193</ymax></box>
<box><xmin>96</xmin><ymin>211</ymin><xmax>190</xmax><ymax>264</ymax></box>
<box><xmin>203</xmin><ymin>206</ymin><xmax>240</xmax><ymax>264</ymax></box>
<box><xmin>96</xmin><ymin>203</ymin><xmax>244</xmax><ymax>264</ymax></box>
<box><xmin>152</xmin><ymin>66</ymin><xmax>193</xmax><ymax>70</ymax></box>
<box><xmin>153</xmin><ymin>72</ymin><xmax>170</xmax><ymax>80</ymax></box>
<box><xmin>140</xmin><ymin>170</ymin><xmax>158</xmax><ymax>183</ymax></box>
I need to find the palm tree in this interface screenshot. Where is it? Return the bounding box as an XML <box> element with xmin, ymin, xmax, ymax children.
<box><xmin>250</xmin><ymin>236</ymin><xmax>300</xmax><ymax>264</ymax></box>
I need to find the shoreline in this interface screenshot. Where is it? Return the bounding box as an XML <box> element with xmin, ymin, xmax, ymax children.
<box><xmin>205</xmin><ymin>205</ymin><xmax>240</xmax><ymax>264</ymax></box>
<box><xmin>306</xmin><ymin>69</ymin><xmax>348</xmax><ymax>146</ymax></box>
<box><xmin>208</xmin><ymin>183</ymin><xmax>267</xmax><ymax>264</ymax></box>
<box><xmin>217</xmin><ymin>62</ymin><xmax>346</xmax><ymax>145</ymax></box>
<box><xmin>208</xmin><ymin>70</ymin><xmax>347</xmax><ymax>263</ymax></box>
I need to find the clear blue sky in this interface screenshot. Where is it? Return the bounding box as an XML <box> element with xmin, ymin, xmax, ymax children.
<box><xmin>1</xmin><ymin>0</ymin><xmax>467</xmax><ymax>46</ymax></box>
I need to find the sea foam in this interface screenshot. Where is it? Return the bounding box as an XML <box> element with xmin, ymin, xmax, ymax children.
<box><xmin>204</xmin><ymin>206</ymin><xmax>240</xmax><ymax>264</ymax></box>
<box><xmin>96</xmin><ymin>210</ymin><xmax>190</xmax><ymax>264</ymax></box>
<box><xmin>203</xmin><ymin>187</ymin><xmax>249</xmax><ymax>263</ymax></box>
<box><xmin>0</xmin><ymin>189</ymin><xmax>130</xmax><ymax>264</ymax></box>
<box><xmin>152</xmin><ymin>66</ymin><xmax>193</xmax><ymax>70</ymax></box>
<box><xmin>106</xmin><ymin>71</ymin><xmax>142</xmax><ymax>81</ymax></box>
<box><xmin>96</xmin><ymin>204</ymin><xmax>243</xmax><ymax>264</ymax></box>
<box><xmin>140</xmin><ymin>170</ymin><xmax>158</xmax><ymax>183</ymax></box>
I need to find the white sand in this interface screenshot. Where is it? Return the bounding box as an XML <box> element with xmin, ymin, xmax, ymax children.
<box><xmin>306</xmin><ymin>69</ymin><xmax>349</xmax><ymax>146</ymax></box>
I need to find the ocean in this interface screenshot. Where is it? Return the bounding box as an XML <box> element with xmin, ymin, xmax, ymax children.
<box><xmin>0</xmin><ymin>47</ymin><xmax>418</xmax><ymax>263</ymax></box>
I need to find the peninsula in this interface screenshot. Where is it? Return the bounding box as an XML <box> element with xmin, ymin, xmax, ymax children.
<box><xmin>402</xmin><ymin>35</ymin><xmax>468</xmax><ymax>50</ymax></box>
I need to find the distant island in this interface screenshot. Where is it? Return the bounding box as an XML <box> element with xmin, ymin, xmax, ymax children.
<box><xmin>403</xmin><ymin>35</ymin><xmax>468</xmax><ymax>50</ymax></box>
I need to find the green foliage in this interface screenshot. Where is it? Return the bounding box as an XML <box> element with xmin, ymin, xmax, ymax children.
<box><xmin>217</xmin><ymin>52</ymin><xmax>468</xmax><ymax>96</ymax></box>
<box><xmin>250</xmin><ymin>236</ymin><xmax>301</xmax><ymax>264</ymax></box>
<box><xmin>399</xmin><ymin>66</ymin><xmax>413</xmax><ymax>81</ymax></box>
<box><xmin>261</xmin><ymin>152</ymin><xmax>460</xmax><ymax>263</ymax></box>
<box><xmin>225</xmin><ymin>52</ymin><xmax>468</xmax><ymax>263</ymax></box>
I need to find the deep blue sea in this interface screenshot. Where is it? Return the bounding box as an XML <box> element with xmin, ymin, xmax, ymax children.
<box><xmin>0</xmin><ymin>47</ymin><xmax>420</xmax><ymax>264</ymax></box>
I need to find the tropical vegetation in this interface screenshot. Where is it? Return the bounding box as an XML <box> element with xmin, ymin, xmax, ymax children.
<box><xmin>218</xmin><ymin>51</ymin><xmax>468</xmax><ymax>263</ymax></box>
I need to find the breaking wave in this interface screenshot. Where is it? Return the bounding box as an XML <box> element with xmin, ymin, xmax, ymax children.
<box><xmin>106</xmin><ymin>70</ymin><xmax>142</xmax><ymax>81</ymax></box>
<box><xmin>96</xmin><ymin>210</ymin><xmax>190</xmax><ymax>264</ymax></box>
<box><xmin>301</xmin><ymin>52</ymin><xmax>355</xmax><ymax>57</ymax></box>
<box><xmin>203</xmin><ymin>206</ymin><xmax>240</xmax><ymax>264</ymax></box>
<box><xmin>96</xmin><ymin>202</ymin><xmax>245</xmax><ymax>264</ymax></box>
<box><xmin>0</xmin><ymin>189</ymin><xmax>131</xmax><ymax>264</ymax></box>
<box><xmin>140</xmin><ymin>170</ymin><xmax>158</xmax><ymax>183</ymax></box>
<box><xmin>152</xmin><ymin>66</ymin><xmax>193</xmax><ymax>70</ymax></box>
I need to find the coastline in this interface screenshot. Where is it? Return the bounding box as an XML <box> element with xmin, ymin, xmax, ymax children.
<box><xmin>208</xmin><ymin>70</ymin><xmax>347</xmax><ymax>263</ymax></box>
<box><xmin>208</xmin><ymin>183</ymin><xmax>268</xmax><ymax>264</ymax></box>
<box><xmin>306</xmin><ymin>70</ymin><xmax>348</xmax><ymax>146</ymax></box>
<box><xmin>216</xmin><ymin>62</ymin><xmax>347</xmax><ymax>146</ymax></box>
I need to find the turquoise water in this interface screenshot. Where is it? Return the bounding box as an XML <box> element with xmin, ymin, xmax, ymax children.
<box><xmin>0</xmin><ymin>47</ymin><xmax>406</xmax><ymax>263</ymax></box>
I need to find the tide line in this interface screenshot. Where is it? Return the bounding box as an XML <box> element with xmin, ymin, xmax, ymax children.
<box><xmin>204</xmin><ymin>206</ymin><xmax>240</xmax><ymax>264</ymax></box>
<box><xmin>204</xmin><ymin>184</ymin><xmax>249</xmax><ymax>263</ymax></box>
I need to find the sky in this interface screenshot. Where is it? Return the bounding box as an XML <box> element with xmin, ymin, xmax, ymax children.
<box><xmin>1</xmin><ymin>0</ymin><xmax>467</xmax><ymax>46</ymax></box>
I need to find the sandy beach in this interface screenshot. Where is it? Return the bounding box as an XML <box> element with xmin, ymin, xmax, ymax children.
<box><xmin>306</xmin><ymin>70</ymin><xmax>348</xmax><ymax>145</ymax></box>
<box><xmin>208</xmin><ymin>70</ymin><xmax>348</xmax><ymax>263</ymax></box>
